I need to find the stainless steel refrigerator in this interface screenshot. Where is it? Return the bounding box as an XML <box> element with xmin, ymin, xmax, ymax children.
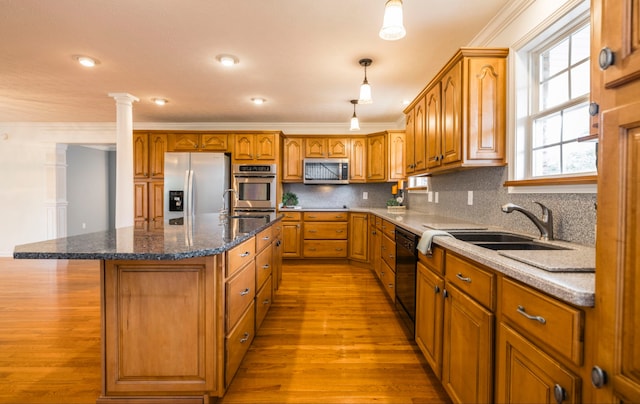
<box><xmin>164</xmin><ymin>153</ymin><xmax>230</xmax><ymax>221</ymax></box>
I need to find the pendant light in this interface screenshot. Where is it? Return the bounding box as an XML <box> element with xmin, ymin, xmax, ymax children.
<box><xmin>358</xmin><ymin>58</ymin><xmax>373</xmax><ymax>104</ymax></box>
<box><xmin>379</xmin><ymin>0</ymin><xmax>406</xmax><ymax>41</ymax></box>
<box><xmin>350</xmin><ymin>100</ymin><xmax>360</xmax><ymax>131</ymax></box>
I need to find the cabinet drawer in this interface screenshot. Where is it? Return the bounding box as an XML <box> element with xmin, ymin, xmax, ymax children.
<box><xmin>226</xmin><ymin>264</ymin><xmax>256</xmax><ymax>332</ymax></box>
<box><xmin>418</xmin><ymin>246</ymin><xmax>445</xmax><ymax>276</ymax></box>
<box><xmin>303</xmin><ymin>222</ymin><xmax>348</xmax><ymax>239</ymax></box>
<box><xmin>255</xmin><ymin>246</ymin><xmax>272</xmax><ymax>291</ymax></box>
<box><xmin>303</xmin><ymin>211</ymin><xmax>348</xmax><ymax>221</ymax></box>
<box><xmin>255</xmin><ymin>276</ymin><xmax>272</xmax><ymax>331</ymax></box>
<box><xmin>227</xmin><ymin>237</ymin><xmax>256</xmax><ymax>277</ymax></box>
<box><xmin>303</xmin><ymin>240</ymin><xmax>348</xmax><ymax>257</ymax></box>
<box><xmin>225</xmin><ymin>302</ymin><xmax>255</xmax><ymax>387</ymax></box>
<box><xmin>501</xmin><ymin>277</ymin><xmax>583</xmax><ymax>366</ymax></box>
<box><xmin>380</xmin><ymin>260</ymin><xmax>396</xmax><ymax>302</ymax></box>
<box><xmin>380</xmin><ymin>220</ymin><xmax>396</xmax><ymax>239</ymax></box>
<box><xmin>445</xmin><ymin>252</ymin><xmax>495</xmax><ymax>310</ymax></box>
<box><xmin>381</xmin><ymin>234</ymin><xmax>396</xmax><ymax>269</ymax></box>
<box><xmin>281</xmin><ymin>211</ymin><xmax>301</xmax><ymax>221</ymax></box>
<box><xmin>256</xmin><ymin>226</ymin><xmax>272</xmax><ymax>253</ymax></box>
<box><xmin>375</xmin><ymin>216</ymin><xmax>383</xmax><ymax>228</ymax></box>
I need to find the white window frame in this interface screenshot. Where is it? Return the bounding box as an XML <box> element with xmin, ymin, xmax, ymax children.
<box><xmin>508</xmin><ymin>0</ymin><xmax>595</xmax><ymax>194</ymax></box>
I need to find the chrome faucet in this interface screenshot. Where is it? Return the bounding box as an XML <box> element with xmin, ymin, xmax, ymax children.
<box><xmin>221</xmin><ymin>189</ymin><xmax>237</xmax><ymax>215</ymax></box>
<box><xmin>501</xmin><ymin>202</ymin><xmax>554</xmax><ymax>240</ymax></box>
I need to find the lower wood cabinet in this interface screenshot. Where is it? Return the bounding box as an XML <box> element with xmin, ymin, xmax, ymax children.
<box><xmin>225</xmin><ymin>302</ymin><xmax>255</xmax><ymax>387</ymax></box>
<box><xmin>348</xmin><ymin>212</ymin><xmax>369</xmax><ymax>261</ymax></box>
<box><xmin>281</xmin><ymin>211</ymin><xmax>302</xmax><ymax>258</ymax></box>
<box><xmin>301</xmin><ymin>211</ymin><xmax>348</xmax><ymax>258</ymax></box>
<box><xmin>416</xmin><ymin>260</ymin><xmax>445</xmax><ymax>379</ymax></box>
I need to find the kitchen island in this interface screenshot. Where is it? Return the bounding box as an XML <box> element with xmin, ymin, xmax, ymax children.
<box><xmin>14</xmin><ymin>212</ymin><xmax>282</xmax><ymax>404</ymax></box>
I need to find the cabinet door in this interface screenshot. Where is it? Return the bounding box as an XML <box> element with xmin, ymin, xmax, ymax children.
<box><xmin>305</xmin><ymin>138</ymin><xmax>325</xmax><ymax>157</ymax></box>
<box><xmin>348</xmin><ymin>213</ymin><xmax>368</xmax><ymax>262</ymax></box>
<box><xmin>282</xmin><ymin>222</ymin><xmax>301</xmax><ymax>258</ymax></box>
<box><xmin>233</xmin><ymin>134</ymin><xmax>254</xmax><ymax>160</ymax></box>
<box><xmin>599</xmin><ymin>0</ymin><xmax>640</xmax><ymax>89</ymax></box>
<box><xmin>327</xmin><ymin>138</ymin><xmax>349</xmax><ymax>157</ymax></box>
<box><xmin>405</xmin><ymin>109</ymin><xmax>416</xmax><ymax>174</ymax></box>
<box><xmin>497</xmin><ymin>323</ymin><xmax>580</xmax><ymax>404</ymax></box>
<box><xmin>366</xmin><ymin>134</ymin><xmax>386</xmax><ymax>181</ymax></box>
<box><xmin>388</xmin><ymin>131</ymin><xmax>405</xmax><ymax>181</ymax></box>
<box><xmin>349</xmin><ymin>137</ymin><xmax>367</xmax><ymax>182</ymax></box>
<box><xmin>441</xmin><ymin>61</ymin><xmax>462</xmax><ymax>166</ymax></box>
<box><xmin>200</xmin><ymin>134</ymin><xmax>228</xmax><ymax>151</ymax></box>
<box><xmin>255</xmin><ymin>133</ymin><xmax>276</xmax><ymax>160</ymax></box>
<box><xmin>282</xmin><ymin>137</ymin><xmax>304</xmax><ymax>182</ymax></box>
<box><xmin>442</xmin><ymin>283</ymin><xmax>494</xmax><ymax>404</ymax></box>
<box><xmin>414</xmin><ymin>97</ymin><xmax>427</xmax><ymax>172</ymax></box>
<box><xmin>425</xmin><ymin>83</ymin><xmax>442</xmax><ymax>169</ymax></box>
<box><xmin>133</xmin><ymin>133</ymin><xmax>149</xmax><ymax>179</ymax></box>
<box><xmin>416</xmin><ymin>263</ymin><xmax>445</xmax><ymax>379</ymax></box>
<box><xmin>133</xmin><ymin>181</ymin><xmax>148</xmax><ymax>230</ymax></box>
<box><xmin>148</xmin><ymin>133</ymin><xmax>167</xmax><ymax>179</ymax></box>
<box><xmin>148</xmin><ymin>181</ymin><xmax>164</xmax><ymax>230</ymax></box>
<box><xmin>168</xmin><ymin>133</ymin><xmax>200</xmax><ymax>151</ymax></box>
<box><xmin>467</xmin><ymin>56</ymin><xmax>506</xmax><ymax>161</ymax></box>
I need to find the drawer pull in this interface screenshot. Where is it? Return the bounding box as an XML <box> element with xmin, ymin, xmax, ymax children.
<box><xmin>517</xmin><ymin>305</ymin><xmax>546</xmax><ymax>324</ymax></box>
<box><xmin>263</xmin><ymin>299</ymin><xmax>270</xmax><ymax>305</ymax></box>
<box><xmin>335</xmin><ymin>248</ymin><xmax>344</xmax><ymax>251</ymax></box>
<box><xmin>308</xmin><ymin>247</ymin><xmax>316</xmax><ymax>251</ymax></box>
<box><xmin>240</xmin><ymin>288</ymin><xmax>251</xmax><ymax>296</ymax></box>
<box><xmin>240</xmin><ymin>251</ymin><xmax>251</xmax><ymax>257</ymax></box>
<box><xmin>239</xmin><ymin>332</ymin><xmax>250</xmax><ymax>343</ymax></box>
<box><xmin>434</xmin><ymin>285</ymin><xmax>441</xmax><ymax>294</ymax></box>
<box><xmin>456</xmin><ymin>273</ymin><xmax>472</xmax><ymax>283</ymax></box>
<box><xmin>388</xmin><ymin>283</ymin><xmax>394</xmax><ymax>289</ymax></box>
<box><xmin>336</xmin><ymin>229</ymin><xmax>344</xmax><ymax>233</ymax></box>
<box><xmin>262</xmin><ymin>264</ymin><xmax>270</xmax><ymax>269</ymax></box>
<box><xmin>262</xmin><ymin>236</ymin><xmax>270</xmax><ymax>241</ymax></box>
<box><xmin>554</xmin><ymin>384</ymin><xmax>566</xmax><ymax>404</ymax></box>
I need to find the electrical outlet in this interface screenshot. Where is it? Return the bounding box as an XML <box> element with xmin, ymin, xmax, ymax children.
<box><xmin>428</xmin><ymin>192</ymin><xmax>433</xmax><ymax>202</ymax></box>
<box><xmin>82</xmin><ymin>222</ymin><xmax>86</xmax><ymax>229</ymax></box>
<box><xmin>435</xmin><ymin>192</ymin><xmax>439</xmax><ymax>203</ymax></box>
<box><xmin>467</xmin><ymin>190</ymin><xmax>473</xmax><ymax>205</ymax></box>
<box><xmin>363</xmin><ymin>192</ymin><xmax>368</xmax><ymax>200</ymax></box>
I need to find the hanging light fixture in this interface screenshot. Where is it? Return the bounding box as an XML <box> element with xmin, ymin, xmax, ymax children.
<box><xmin>358</xmin><ymin>58</ymin><xmax>373</xmax><ymax>104</ymax></box>
<box><xmin>350</xmin><ymin>100</ymin><xmax>360</xmax><ymax>131</ymax></box>
<box><xmin>379</xmin><ymin>0</ymin><xmax>406</xmax><ymax>41</ymax></box>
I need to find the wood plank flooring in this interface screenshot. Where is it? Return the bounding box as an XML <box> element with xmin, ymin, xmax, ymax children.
<box><xmin>0</xmin><ymin>258</ymin><xmax>449</xmax><ymax>404</ymax></box>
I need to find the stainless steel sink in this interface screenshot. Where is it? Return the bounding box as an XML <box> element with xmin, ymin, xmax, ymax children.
<box><xmin>472</xmin><ymin>242</ymin><xmax>569</xmax><ymax>251</ymax></box>
<box><xmin>451</xmin><ymin>232</ymin><xmax>533</xmax><ymax>243</ymax></box>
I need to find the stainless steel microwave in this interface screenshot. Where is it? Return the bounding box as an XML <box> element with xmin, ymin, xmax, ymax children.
<box><xmin>303</xmin><ymin>158</ymin><xmax>349</xmax><ymax>184</ymax></box>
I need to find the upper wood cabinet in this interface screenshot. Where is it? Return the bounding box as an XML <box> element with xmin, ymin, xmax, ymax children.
<box><xmin>232</xmin><ymin>133</ymin><xmax>278</xmax><ymax>163</ymax></box>
<box><xmin>366</xmin><ymin>133</ymin><xmax>386</xmax><ymax>182</ymax></box>
<box><xmin>281</xmin><ymin>137</ymin><xmax>304</xmax><ymax>182</ymax></box>
<box><xmin>304</xmin><ymin>137</ymin><xmax>349</xmax><ymax>158</ymax></box>
<box><xmin>349</xmin><ymin>137</ymin><xmax>366</xmax><ymax>183</ymax></box>
<box><xmin>167</xmin><ymin>133</ymin><xmax>228</xmax><ymax>152</ymax></box>
<box><xmin>404</xmin><ymin>48</ymin><xmax>508</xmax><ymax>175</ymax></box>
<box><xmin>134</xmin><ymin>132</ymin><xmax>167</xmax><ymax>179</ymax></box>
<box><xmin>387</xmin><ymin>130</ymin><xmax>405</xmax><ymax>181</ymax></box>
<box><xmin>592</xmin><ymin>1</ymin><xmax>640</xmax><ymax>402</ymax></box>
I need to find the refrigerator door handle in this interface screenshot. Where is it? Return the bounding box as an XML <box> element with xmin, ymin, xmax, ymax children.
<box><xmin>188</xmin><ymin>169</ymin><xmax>195</xmax><ymax>216</ymax></box>
<box><xmin>183</xmin><ymin>169</ymin><xmax>191</xmax><ymax>217</ymax></box>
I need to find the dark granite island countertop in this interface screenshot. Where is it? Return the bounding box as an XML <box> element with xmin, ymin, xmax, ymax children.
<box><xmin>13</xmin><ymin>212</ymin><xmax>282</xmax><ymax>260</ymax></box>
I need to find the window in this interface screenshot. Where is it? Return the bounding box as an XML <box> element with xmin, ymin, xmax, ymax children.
<box><xmin>512</xmin><ymin>2</ymin><xmax>596</xmax><ymax>189</ymax></box>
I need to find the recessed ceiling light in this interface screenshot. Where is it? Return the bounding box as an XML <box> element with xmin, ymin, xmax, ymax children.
<box><xmin>152</xmin><ymin>98</ymin><xmax>168</xmax><ymax>106</ymax></box>
<box><xmin>216</xmin><ymin>54</ymin><xmax>239</xmax><ymax>67</ymax></box>
<box><xmin>251</xmin><ymin>97</ymin><xmax>266</xmax><ymax>105</ymax></box>
<box><xmin>74</xmin><ymin>55</ymin><xmax>99</xmax><ymax>67</ymax></box>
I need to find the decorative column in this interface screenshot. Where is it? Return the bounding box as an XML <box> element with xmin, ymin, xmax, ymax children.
<box><xmin>109</xmin><ymin>93</ymin><xmax>139</xmax><ymax>229</ymax></box>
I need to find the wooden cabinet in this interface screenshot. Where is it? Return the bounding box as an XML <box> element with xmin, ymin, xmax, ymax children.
<box><xmin>232</xmin><ymin>133</ymin><xmax>277</xmax><ymax>163</ymax></box>
<box><xmin>592</xmin><ymin>0</ymin><xmax>640</xmax><ymax>401</ymax></box>
<box><xmin>133</xmin><ymin>132</ymin><xmax>167</xmax><ymax>230</ymax></box>
<box><xmin>496</xmin><ymin>277</ymin><xmax>583</xmax><ymax>403</ymax></box>
<box><xmin>281</xmin><ymin>211</ymin><xmax>302</xmax><ymax>258</ymax></box>
<box><xmin>304</xmin><ymin>137</ymin><xmax>349</xmax><ymax>158</ymax></box>
<box><xmin>404</xmin><ymin>48</ymin><xmax>508</xmax><ymax>175</ymax></box>
<box><xmin>349</xmin><ymin>137</ymin><xmax>367</xmax><ymax>183</ymax></box>
<box><xmin>387</xmin><ymin>130</ymin><xmax>405</xmax><ymax>181</ymax></box>
<box><xmin>348</xmin><ymin>212</ymin><xmax>368</xmax><ymax>262</ymax></box>
<box><xmin>441</xmin><ymin>252</ymin><xmax>495</xmax><ymax>404</ymax></box>
<box><xmin>302</xmin><ymin>211</ymin><xmax>348</xmax><ymax>258</ymax></box>
<box><xmin>282</xmin><ymin>137</ymin><xmax>304</xmax><ymax>182</ymax></box>
<box><xmin>377</xmin><ymin>220</ymin><xmax>396</xmax><ymax>302</ymax></box>
<box><xmin>366</xmin><ymin>133</ymin><xmax>386</xmax><ymax>181</ymax></box>
<box><xmin>255</xmin><ymin>227</ymin><xmax>273</xmax><ymax>332</ymax></box>
<box><xmin>271</xmin><ymin>221</ymin><xmax>283</xmax><ymax>291</ymax></box>
<box><xmin>168</xmin><ymin>133</ymin><xmax>228</xmax><ymax>152</ymax></box>
<box><xmin>370</xmin><ymin>215</ymin><xmax>382</xmax><ymax>277</ymax></box>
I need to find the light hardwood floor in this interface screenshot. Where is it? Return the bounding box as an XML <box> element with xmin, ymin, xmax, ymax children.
<box><xmin>0</xmin><ymin>258</ymin><xmax>449</xmax><ymax>404</ymax></box>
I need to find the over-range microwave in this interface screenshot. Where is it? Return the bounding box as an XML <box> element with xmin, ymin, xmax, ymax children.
<box><xmin>303</xmin><ymin>158</ymin><xmax>349</xmax><ymax>184</ymax></box>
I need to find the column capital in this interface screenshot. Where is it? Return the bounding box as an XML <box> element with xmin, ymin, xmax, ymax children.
<box><xmin>108</xmin><ymin>93</ymin><xmax>139</xmax><ymax>105</ymax></box>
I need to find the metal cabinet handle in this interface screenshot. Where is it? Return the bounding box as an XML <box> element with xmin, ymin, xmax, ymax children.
<box><xmin>598</xmin><ymin>47</ymin><xmax>614</xmax><ymax>70</ymax></box>
<box><xmin>434</xmin><ymin>285</ymin><xmax>441</xmax><ymax>294</ymax></box>
<box><xmin>554</xmin><ymin>384</ymin><xmax>566</xmax><ymax>404</ymax></box>
<box><xmin>591</xmin><ymin>366</ymin><xmax>607</xmax><ymax>388</ymax></box>
<box><xmin>589</xmin><ymin>102</ymin><xmax>599</xmax><ymax>116</ymax></box>
<box><xmin>240</xmin><ymin>332</ymin><xmax>250</xmax><ymax>343</ymax></box>
<box><xmin>388</xmin><ymin>283</ymin><xmax>394</xmax><ymax>289</ymax></box>
<box><xmin>240</xmin><ymin>288</ymin><xmax>251</xmax><ymax>296</ymax></box>
<box><xmin>262</xmin><ymin>264</ymin><xmax>270</xmax><ymax>269</ymax></box>
<box><xmin>262</xmin><ymin>236</ymin><xmax>270</xmax><ymax>241</ymax></box>
<box><xmin>516</xmin><ymin>305</ymin><xmax>546</xmax><ymax>324</ymax></box>
<box><xmin>336</xmin><ymin>229</ymin><xmax>344</xmax><ymax>233</ymax></box>
<box><xmin>308</xmin><ymin>230</ymin><xmax>317</xmax><ymax>233</ymax></box>
<box><xmin>443</xmin><ymin>289</ymin><xmax>449</xmax><ymax>298</ymax></box>
<box><xmin>240</xmin><ymin>251</ymin><xmax>251</xmax><ymax>257</ymax></box>
<box><xmin>456</xmin><ymin>273</ymin><xmax>472</xmax><ymax>283</ymax></box>
<box><xmin>262</xmin><ymin>299</ymin><xmax>270</xmax><ymax>305</ymax></box>
<box><xmin>308</xmin><ymin>247</ymin><xmax>316</xmax><ymax>251</ymax></box>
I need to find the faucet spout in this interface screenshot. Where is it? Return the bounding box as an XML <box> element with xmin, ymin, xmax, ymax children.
<box><xmin>501</xmin><ymin>202</ymin><xmax>554</xmax><ymax>240</ymax></box>
<box><xmin>221</xmin><ymin>189</ymin><xmax>237</xmax><ymax>215</ymax></box>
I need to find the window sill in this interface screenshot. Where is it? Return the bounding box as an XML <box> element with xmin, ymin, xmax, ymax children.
<box><xmin>504</xmin><ymin>175</ymin><xmax>597</xmax><ymax>194</ymax></box>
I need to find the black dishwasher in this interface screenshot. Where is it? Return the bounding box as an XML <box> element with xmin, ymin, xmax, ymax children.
<box><xmin>395</xmin><ymin>227</ymin><xmax>419</xmax><ymax>338</ymax></box>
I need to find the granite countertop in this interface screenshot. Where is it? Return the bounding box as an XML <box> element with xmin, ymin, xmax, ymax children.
<box><xmin>13</xmin><ymin>213</ymin><xmax>282</xmax><ymax>261</ymax></box>
<box><xmin>366</xmin><ymin>208</ymin><xmax>595</xmax><ymax>308</ymax></box>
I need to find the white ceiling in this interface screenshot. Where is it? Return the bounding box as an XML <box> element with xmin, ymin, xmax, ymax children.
<box><xmin>0</xmin><ymin>0</ymin><xmax>511</xmax><ymax>125</ymax></box>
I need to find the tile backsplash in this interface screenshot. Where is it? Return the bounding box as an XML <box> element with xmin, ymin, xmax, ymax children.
<box><xmin>282</xmin><ymin>166</ymin><xmax>597</xmax><ymax>247</ymax></box>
